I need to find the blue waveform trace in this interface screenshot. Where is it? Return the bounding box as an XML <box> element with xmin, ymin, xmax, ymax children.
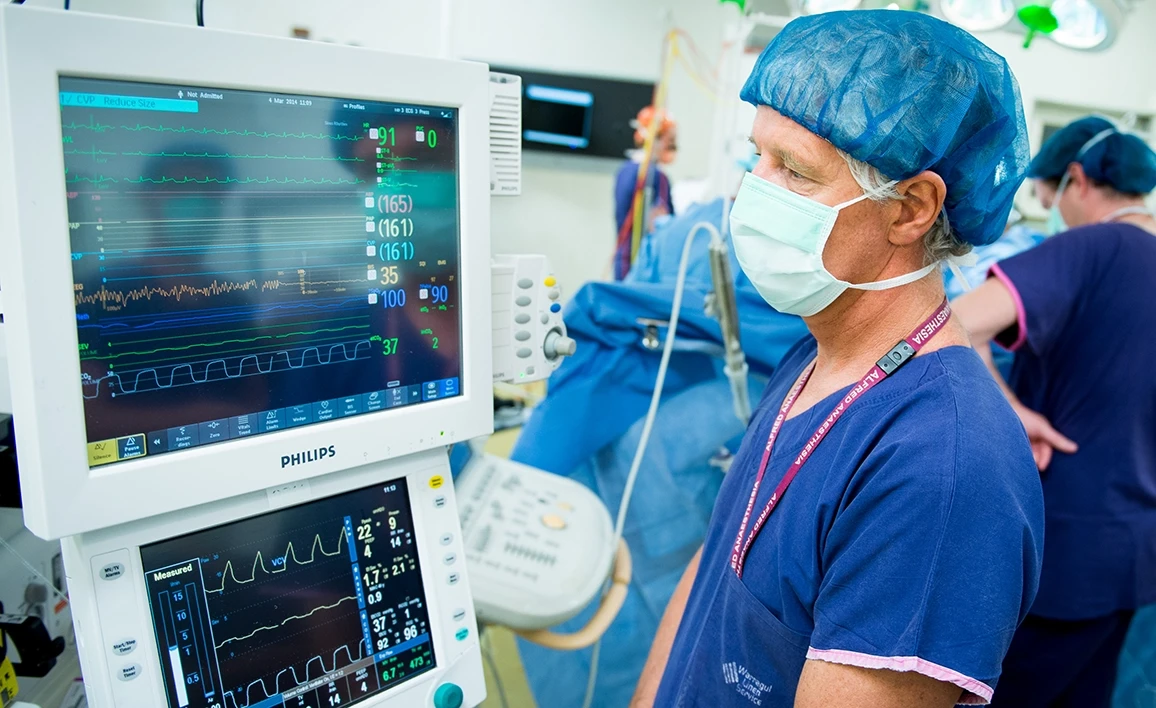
<box><xmin>79</xmin><ymin>299</ymin><xmax>369</xmax><ymax>334</ymax></box>
<box><xmin>83</xmin><ymin>340</ymin><xmax>371</xmax><ymax>399</ymax></box>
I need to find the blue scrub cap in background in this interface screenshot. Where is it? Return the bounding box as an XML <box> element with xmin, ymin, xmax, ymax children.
<box><xmin>739</xmin><ymin>10</ymin><xmax>1029</xmax><ymax>247</ymax></box>
<box><xmin>1026</xmin><ymin>115</ymin><xmax>1156</xmax><ymax>196</ymax></box>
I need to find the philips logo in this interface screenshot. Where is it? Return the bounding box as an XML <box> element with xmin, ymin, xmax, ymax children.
<box><xmin>281</xmin><ymin>445</ymin><xmax>336</xmax><ymax>468</ymax></box>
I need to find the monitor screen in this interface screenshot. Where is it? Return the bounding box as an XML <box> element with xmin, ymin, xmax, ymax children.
<box><xmin>139</xmin><ymin>477</ymin><xmax>434</xmax><ymax>708</ymax></box>
<box><xmin>522</xmin><ymin>84</ymin><xmax>593</xmax><ymax>149</ymax></box>
<box><xmin>58</xmin><ymin>77</ymin><xmax>462</xmax><ymax>468</ymax></box>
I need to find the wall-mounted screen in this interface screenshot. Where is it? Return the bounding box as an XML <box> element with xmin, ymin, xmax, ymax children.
<box><xmin>487</xmin><ymin>66</ymin><xmax>654</xmax><ymax>159</ymax></box>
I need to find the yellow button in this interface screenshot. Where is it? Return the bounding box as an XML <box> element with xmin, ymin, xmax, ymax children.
<box><xmin>557</xmin><ymin>502</ymin><xmax>574</xmax><ymax>511</ymax></box>
<box><xmin>544</xmin><ymin>276</ymin><xmax>556</xmax><ymax>287</ymax></box>
<box><xmin>541</xmin><ymin>514</ymin><xmax>567</xmax><ymax>530</ymax></box>
<box><xmin>87</xmin><ymin>439</ymin><xmax>119</xmax><ymax>467</ymax></box>
<box><xmin>429</xmin><ymin>475</ymin><xmax>444</xmax><ymax>489</ymax></box>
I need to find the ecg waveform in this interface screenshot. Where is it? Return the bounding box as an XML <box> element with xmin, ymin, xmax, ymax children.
<box><xmin>81</xmin><ymin>340</ymin><xmax>373</xmax><ymax>398</ymax></box>
<box><xmin>214</xmin><ymin>595</ymin><xmax>358</xmax><ymax>648</ymax></box>
<box><xmin>63</xmin><ymin>116</ymin><xmax>363</xmax><ymax>141</ymax></box>
<box><xmin>67</xmin><ymin>174</ymin><xmax>366</xmax><ymax>186</ymax></box>
<box><xmin>207</xmin><ymin>528</ymin><xmax>348</xmax><ymax>594</ymax></box>
<box><xmin>120</xmin><ymin>150</ymin><xmax>365</xmax><ymax>162</ymax></box>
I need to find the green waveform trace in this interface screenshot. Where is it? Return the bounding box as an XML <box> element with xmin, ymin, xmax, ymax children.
<box><xmin>69</xmin><ymin>175</ymin><xmax>367</xmax><ymax>185</ymax></box>
<box><xmin>62</xmin><ymin>117</ymin><xmax>115</xmax><ymax>133</ymax></box>
<box><xmin>85</xmin><ymin>324</ymin><xmax>371</xmax><ymax>360</ymax></box>
<box><xmin>120</xmin><ymin>124</ymin><xmax>363</xmax><ymax>141</ymax></box>
<box><xmin>65</xmin><ymin>175</ymin><xmax>118</xmax><ymax>184</ymax></box>
<box><xmin>120</xmin><ymin>150</ymin><xmax>365</xmax><ymax>163</ymax></box>
<box><xmin>64</xmin><ymin>148</ymin><xmax>118</xmax><ymax>157</ymax></box>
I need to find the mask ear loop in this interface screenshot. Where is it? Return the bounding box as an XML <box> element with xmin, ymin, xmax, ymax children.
<box><xmin>819</xmin><ymin>179</ymin><xmax>902</xmax><ymax>259</ymax></box>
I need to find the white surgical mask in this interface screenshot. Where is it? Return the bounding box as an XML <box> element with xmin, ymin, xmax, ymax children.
<box><xmin>730</xmin><ymin>172</ymin><xmax>946</xmax><ymax>317</ymax></box>
<box><xmin>1047</xmin><ymin>127</ymin><xmax>1117</xmax><ymax>236</ymax></box>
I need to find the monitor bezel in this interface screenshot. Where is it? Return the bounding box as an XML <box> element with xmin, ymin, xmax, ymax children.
<box><xmin>59</xmin><ymin>448</ymin><xmax>479</xmax><ymax>708</ymax></box>
<box><xmin>0</xmin><ymin>6</ymin><xmax>494</xmax><ymax>539</ymax></box>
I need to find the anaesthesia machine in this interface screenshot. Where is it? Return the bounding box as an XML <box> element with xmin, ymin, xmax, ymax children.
<box><xmin>0</xmin><ymin>6</ymin><xmax>562</xmax><ymax>707</ymax></box>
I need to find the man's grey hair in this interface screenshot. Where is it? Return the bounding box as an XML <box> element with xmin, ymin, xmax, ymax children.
<box><xmin>837</xmin><ymin>150</ymin><xmax>972</xmax><ymax>265</ymax></box>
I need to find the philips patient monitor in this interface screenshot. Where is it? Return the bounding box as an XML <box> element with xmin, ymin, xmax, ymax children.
<box><xmin>0</xmin><ymin>6</ymin><xmax>492</xmax><ymax>707</ymax></box>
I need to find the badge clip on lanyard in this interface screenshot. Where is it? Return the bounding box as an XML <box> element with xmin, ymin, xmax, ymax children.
<box><xmin>730</xmin><ymin>299</ymin><xmax>953</xmax><ymax>578</ymax></box>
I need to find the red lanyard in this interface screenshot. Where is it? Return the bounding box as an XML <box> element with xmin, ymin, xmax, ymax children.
<box><xmin>730</xmin><ymin>299</ymin><xmax>954</xmax><ymax>578</ymax></box>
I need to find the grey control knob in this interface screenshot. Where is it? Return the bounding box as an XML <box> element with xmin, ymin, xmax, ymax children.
<box><xmin>543</xmin><ymin>329</ymin><xmax>577</xmax><ymax>360</ymax></box>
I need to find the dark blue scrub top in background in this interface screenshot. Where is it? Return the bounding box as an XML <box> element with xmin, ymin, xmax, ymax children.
<box><xmin>656</xmin><ymin>338</ymin><xmax>1045</xmax><ymax>704</ymax></box>
<box><xmin>992</xmin><ymin>222</ymin><xmax>1156</xmax><ymax>620</ymax></box>
<box><xmin>613</xmin><ymin>159</ymin><xmax>673</xmax><ymax>235</ymax></box>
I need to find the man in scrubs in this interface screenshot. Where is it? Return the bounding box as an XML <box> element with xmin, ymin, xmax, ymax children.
<box><xmin>954</xmin><ymin>116</ymin><xmax>1156</xmax><ymax>707</ymax></box>
<box><xmin>631</xmin><ymin>12</ymin><xmax>1045</xmax><ymax>707</ymax></box>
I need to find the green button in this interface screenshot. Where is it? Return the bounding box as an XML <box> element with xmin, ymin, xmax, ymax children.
<box><xmin>433</xmin><ymin>682</ymin><xmax>464</xmax><ymax>708</ymax></box>
<box><xmin>455</xmin><ymin>627</ymin><xmax>469</xmax><ymax>641</ymax></box>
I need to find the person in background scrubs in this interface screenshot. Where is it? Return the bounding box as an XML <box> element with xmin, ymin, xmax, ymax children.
<box><xmin>953</xmin><ymin>115</ymin><xmax>1156</xmax><ymax>708</ymax></box>
<box><xmin>632</xmin><ymin>12</ymin><xmax>1044</xmax><ymax>708</ymax></box>
<box><xmin>613</xmin><ymin>106</ymin><xmax>677</xmax><ymax>279</ymax></box>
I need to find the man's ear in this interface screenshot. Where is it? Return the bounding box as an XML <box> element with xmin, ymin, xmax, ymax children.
<box><xmin>1069</xmin><ymin>162</ymin><xmax>1092</xmax><ymax>197</ymax></box>
<box><xmin>889</xmin><ymin>171</ymin><xmax>947</xmax><ymax>248</ymax></box>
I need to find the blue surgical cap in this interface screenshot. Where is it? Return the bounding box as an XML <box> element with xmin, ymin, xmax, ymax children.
<box><xmin>1027</xmin><ymin>115</ymin><xmax>1156</xmax><ymax>195</ymax></box>
<box><xmin>740</xmin><ymin>10</ymin><xmax>1029</xmax><ymax>247</ymax></box>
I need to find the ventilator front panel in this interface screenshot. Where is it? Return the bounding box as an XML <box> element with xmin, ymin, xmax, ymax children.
<box><xmin>138</xmin><ymin>478</ymin><xmax>435</xmax><ymax>708</ymax></box>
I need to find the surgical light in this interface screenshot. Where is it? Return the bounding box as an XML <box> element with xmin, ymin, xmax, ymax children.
<box><xmin>940</xmin><ymin>0</ymin><xmax>1016</xmax><ymax>31</ymax></box>
<box><xmin>799</xmin><ymin>0</ymin><xmax>862</xmax><ymax>14</ymax></box>
<box><xmin>1050</xmin><ymin>0</ymin><xmax>1109</xmax><ymax>49</ymax></box>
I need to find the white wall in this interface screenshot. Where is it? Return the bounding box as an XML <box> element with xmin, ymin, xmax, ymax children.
<box><xmin>454</xmin><ymin>0</ymin><xmax>735</xmax><ymax>293</ymax></box>
<box><xmin>978</xmin><ymin>6</ymin><xmax>1156</xmax><ymax>139</ymax></box>
<box><xmin>47</xmin><ymin>0</ymin><xmax>448</xmax><ymax>57</ymax></box>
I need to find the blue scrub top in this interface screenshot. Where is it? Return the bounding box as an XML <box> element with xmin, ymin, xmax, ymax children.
<box><xmin>614</xmin><ymin>159</ymin><xmax>673</xmax><ymax>235</ymax></box>
<box><xmin>657</xmin><ymin>338</ymin><xmax>1045</xmax><ymax>704</ymax></box>
<box><xmin>992</xmin><ymin>222</ymin><xmax>1156</xmax><ymax>620</ymax></box>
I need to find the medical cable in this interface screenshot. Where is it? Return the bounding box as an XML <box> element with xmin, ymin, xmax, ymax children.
<box><xmin>195</xmin><ymin>0</ymin><xmax>204</xmax><ymax>27</ymax></box>
<box><xmin>582</xmin><ymin>220</ymin><xmax>721</xmax><ymax>708</ymax></box>
<box><xmin>0</xmin><ymin>536</ymin><xmax>70</xmax><ymax>608</ymax></box>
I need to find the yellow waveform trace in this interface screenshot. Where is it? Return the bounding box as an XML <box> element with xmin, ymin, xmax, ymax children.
<box><xmin>206</xmin><ymin>528</ymin><xmax>347</xmax><ymax>595</ymax></box>
<box><xmin>75</xmin><ymin>275</ymin><xmax>367</xmax><ymax>310</ymax></box>
<box><xmin>213</xmin><ymin>595</ymin><xmax>359</xmax><ymax>649</ymax></box>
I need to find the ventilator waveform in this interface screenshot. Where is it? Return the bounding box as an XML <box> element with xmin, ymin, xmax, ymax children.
<box><xmin>214</xmin><ymin>595</ymin><xmax>358</xmax><ymax>648</ymax></box>
<box><xmin>120</xmin><ymin>150</ymin><xmax>365</xmax><ymax>162</ymax></box>
<box><xmin>120</xmin><ymin>123</ymin><xmax>363</xmax><ymax>141</ymax></box>
<box><xmin>80</xmin><ymin>340</ymin><xmax>373</xmax><ymax>399</ymax></box>
<box><xmin>207</xmin><ymin>528</ymin><xmax>348</xmax><ymax>595</ymax></box>
<box><xmin>66</xmin><ymin>174</ymin><xmax>366</xmax><ymax>186</ymax></box>
<box><xmin>221</xmin><ymin>642</ymin><xmax>366</xmax><ymax>708</ymax></box>
<box><xmin>75</xmin><ymin>277</ymin><xmax>369</xmax><ymax>310</ymax></box>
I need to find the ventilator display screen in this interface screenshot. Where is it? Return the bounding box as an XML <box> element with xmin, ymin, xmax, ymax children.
<box><xmin>60</xmin><ymin>77</ymin><xmax>462</xmax><ymax>468</ymax></box>
<box><xmin>139</xmin><ymin>477</ymin><xmax>435</xmax><ymax>708</ymax></box>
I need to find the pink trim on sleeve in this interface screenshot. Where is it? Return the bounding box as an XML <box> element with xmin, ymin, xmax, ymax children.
<box><xmin>806</xmin><ymin>647</ymin><xmax>994</xmax><ymax>705</ymax></box>
<box><xmin>988</xmin><ymin>263</ymin><xmax>1028</xmax><ymax>352</ymax></box>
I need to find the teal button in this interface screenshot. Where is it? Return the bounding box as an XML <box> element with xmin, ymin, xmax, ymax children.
<box><xmin>433</xmin><ymin>682</ymin><xmax>464</xmax><ymax>708</ymax></box>
<box><xmin>455</xmin><ymin>627</ymin><xmax>469</xmax><ymax>641</ymax></box>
